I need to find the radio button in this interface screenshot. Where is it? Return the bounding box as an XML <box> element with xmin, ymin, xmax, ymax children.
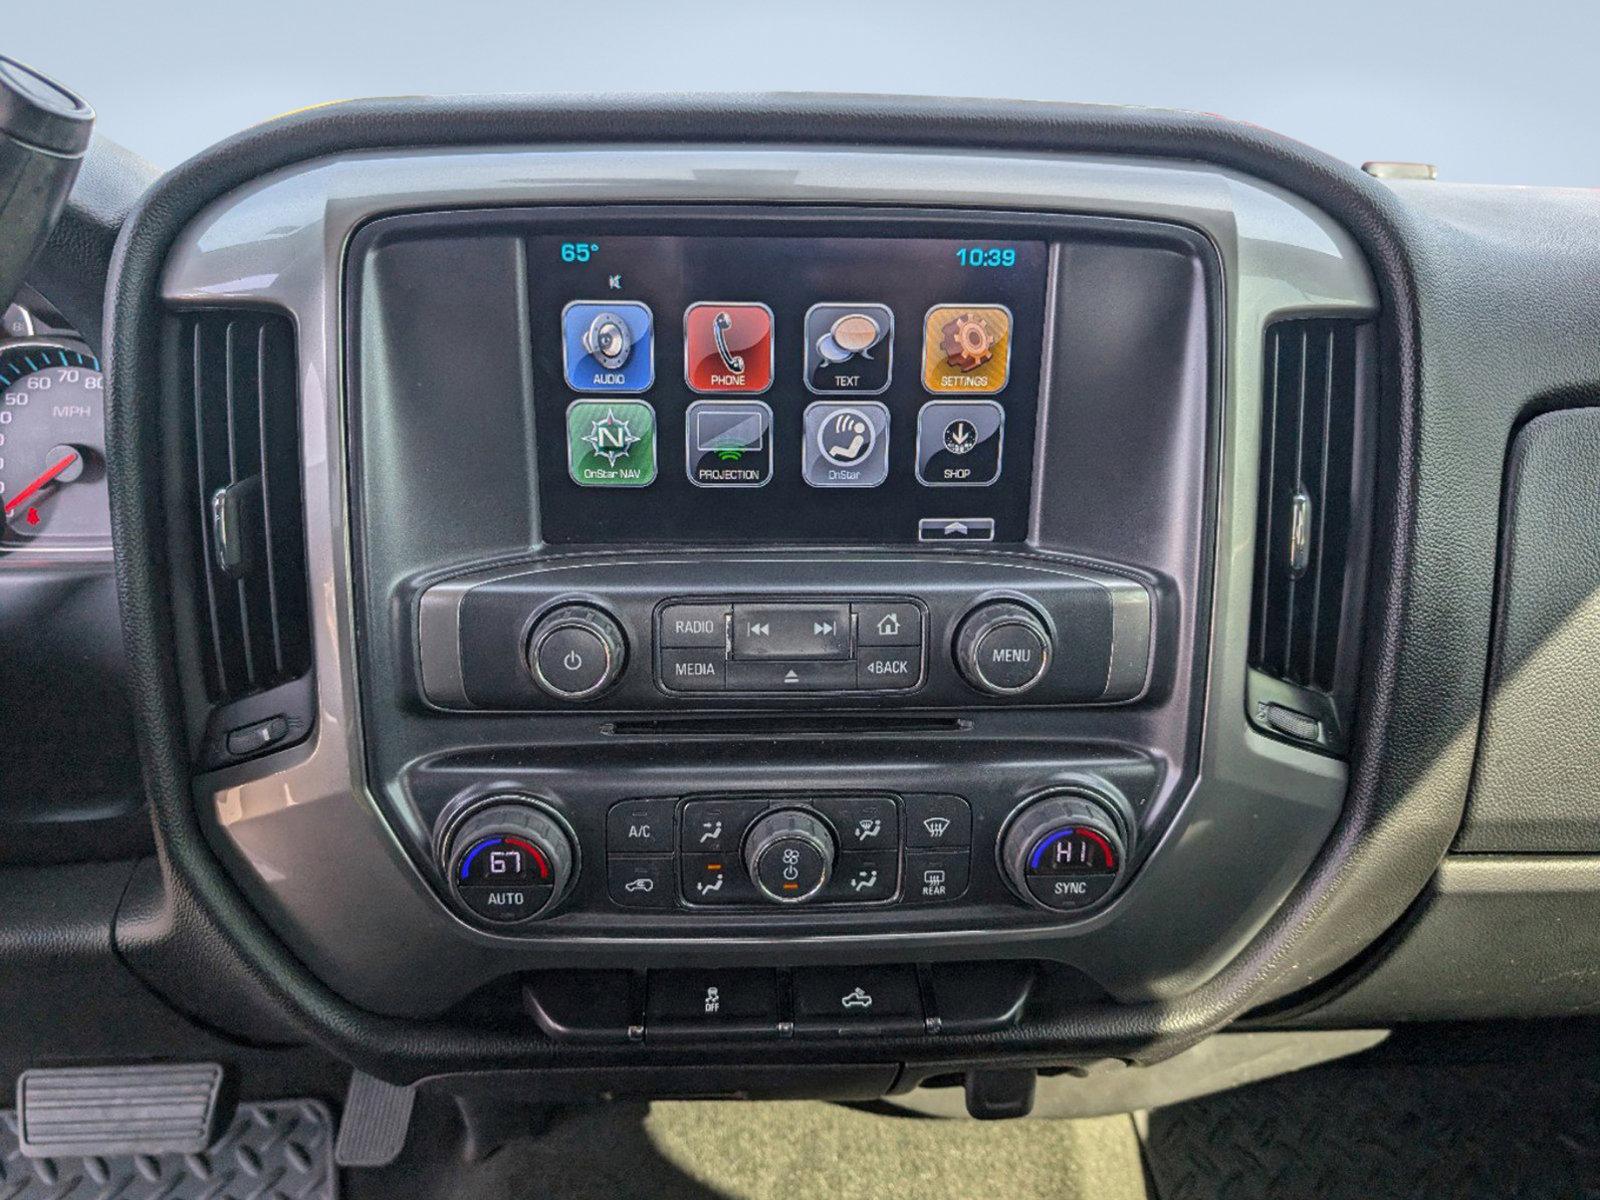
<box><xmin>732</xmin><ymin>603</ymin><xmax>850</xmax><ymax>660</ymax></box>
<box><xmin>659</xmin><ymin>648</ymin><xmax>726</xmax><ymax>691</ymax></box>
<box><xmin>659</xmin><ymin>603</ymin><xmax>729</xmax><ymax>648</ymax></box>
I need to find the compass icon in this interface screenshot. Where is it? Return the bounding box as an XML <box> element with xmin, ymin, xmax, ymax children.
<box><xmin>582</xmin><ymin>408</ymin><xmax>642</xmax><ymax>466</ymax></box>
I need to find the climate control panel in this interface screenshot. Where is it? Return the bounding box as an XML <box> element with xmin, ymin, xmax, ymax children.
<box><xmin>605</xmin><ymin>794</ymin><xmax>973</xmax><ymax>911</ymax></box>
<box><xmin>430</xmin><ymin>782</ymin><xmax>1143</xmax><ymax>933</ymax></box>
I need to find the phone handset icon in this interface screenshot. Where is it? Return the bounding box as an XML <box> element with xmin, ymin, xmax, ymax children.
<box><xmin>711</xmin><ymin>311</ymin><xmax>745</xmax><ymax>374</ymax></box>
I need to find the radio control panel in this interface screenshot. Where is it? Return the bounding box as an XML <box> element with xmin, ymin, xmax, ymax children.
<box><xmin>415</xmin><ymin>553</ymin><xmax>1155</xmax><ymax>712</ymax></box>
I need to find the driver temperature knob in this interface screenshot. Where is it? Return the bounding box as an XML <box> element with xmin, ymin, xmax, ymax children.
<box><xmin>744</xmin><ymin>809</ymin><xmax>836</xmax><ymax>904</ymax></box>
<box><xmin>441</xmin><ymin>798</ymin><xmax>577</xmax><ymax>924</ymax></box>
<box><xmin>1000</xmin><ymin>791</ymin><xmax>1129</xmax><ymax>912</ymax></box>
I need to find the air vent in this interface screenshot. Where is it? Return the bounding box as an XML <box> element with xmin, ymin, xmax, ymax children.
<box><xmin>179</xmin><ymin>311</ymin><xmax>310</xmax><ymax>706</ymax></box>
<box><xmin>1248</xmin><ymin>317</ymin><xmax>1374</xmax><ymax>751</ymax></box>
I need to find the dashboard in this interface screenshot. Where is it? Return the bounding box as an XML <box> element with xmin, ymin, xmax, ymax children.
<box><xmin>150</xmin><ymin>142</ymin><xmax>1368</xmax><ymax>1045</ymax></box>
<box><xmin>11</xmin><ymin>94</ymin><xmax>1600</xmax><ymax>1102</ymax></box>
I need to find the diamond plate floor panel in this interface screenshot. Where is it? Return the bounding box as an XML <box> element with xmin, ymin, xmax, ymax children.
<box><xmin>0</xmin><ymin>1099</ymin><xmax>335</xmax><ymax>1199</ymax></box>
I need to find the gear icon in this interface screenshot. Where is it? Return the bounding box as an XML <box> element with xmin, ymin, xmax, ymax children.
<box><xmin>939</xmin><ymin>312</ymin><xmax>996</xmax><ymax>372</ymax></box>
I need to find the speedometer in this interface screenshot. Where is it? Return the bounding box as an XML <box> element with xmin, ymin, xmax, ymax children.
<box><xmin>0</xmin><ymin>343</ymin><xmax>107</xmax><ymax>549</ymax></box>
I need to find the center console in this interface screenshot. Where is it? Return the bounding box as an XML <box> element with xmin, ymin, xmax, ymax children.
<box><xmin>163</xmin><ymin>146</ymin><xmax>1375</xmax><ymax>1046</ymax></box>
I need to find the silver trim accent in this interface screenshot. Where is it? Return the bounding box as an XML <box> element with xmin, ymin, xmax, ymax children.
<box><xmin>161</xmin><ymin>146</ymin><xmax>1375</xmax><ymax>1017</ymax></box>
<box><xmin>415</xmin><ymin>579</ymin><xmax>471</xmax><ymax>707</ymax></box>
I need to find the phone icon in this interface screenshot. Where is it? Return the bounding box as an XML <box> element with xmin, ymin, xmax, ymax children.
<box><xmin>711</xmin><ymin>311</ymin><xmax>745</xmax><ymax>374</ymax></box>
<box><xmin>684</xmin><ymin>303</ymin><xmax>774</xmax><ymax>394</ymax></box>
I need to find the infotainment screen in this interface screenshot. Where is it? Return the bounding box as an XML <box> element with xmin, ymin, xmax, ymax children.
<box><xmin>529</xmin><ymin>227</ymin><xmax>1049</xmax><ymax>545</ymax></box>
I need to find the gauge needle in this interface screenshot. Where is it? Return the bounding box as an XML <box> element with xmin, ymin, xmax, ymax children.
<box><xmin>4</xmin><ymin>450</ymin><xmax>80</xmax><ymax>515</ymax></box>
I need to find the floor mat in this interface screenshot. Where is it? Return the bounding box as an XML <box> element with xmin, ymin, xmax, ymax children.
<box><xmin>0</xmin><ymin>1099</ymin><xmax>335</xmax><ymax>1199</ymax></box>
<box><xmin>420</xmin><ymin>1101</ymin><xmax>1147</xmax><ymax>1200</ymax></box>
<box><xmin>1144</xmin><ymin>1056</ymin><xmax>1600</xmax><ymax>1200</ymax></box>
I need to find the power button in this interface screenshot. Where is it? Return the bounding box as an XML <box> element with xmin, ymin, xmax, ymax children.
<box><xmin>526</xmin><ymin>605</ymin><xmax>627</xmax><ymax>700</ymax></box>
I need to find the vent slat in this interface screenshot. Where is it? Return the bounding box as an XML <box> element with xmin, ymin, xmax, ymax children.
<box><xmin>179</xmin><ymin>311</ymin><xmax>309</xmax><ymax>705</ymax></box>
<box><xmin>1250</xmin><ymin>317</ymin><xmax>1366</xmax><ymax>698</ymax></box>
<box><xmin>256</xmin><ymin>322</ymin><xmax>285</xmax><ymax>677</ymax></box>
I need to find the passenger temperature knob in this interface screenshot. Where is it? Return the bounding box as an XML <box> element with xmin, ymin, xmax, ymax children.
<box><xmin>1000</xmin><ymin>791</ymin><xmax>1129</xmax><ymax>912</ymax></box>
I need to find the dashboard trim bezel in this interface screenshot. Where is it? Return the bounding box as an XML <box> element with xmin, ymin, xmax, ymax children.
<box><xmin>100</xmin><ymin>95</ymin><xmax>1444</xmax><ymax>1081</ymax></box>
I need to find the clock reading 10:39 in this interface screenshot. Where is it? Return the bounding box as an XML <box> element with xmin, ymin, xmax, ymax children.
<box><xmin>956</xmin><ymin>246</ymin><xmax>1018</xmax><ymax>268</ymax></box>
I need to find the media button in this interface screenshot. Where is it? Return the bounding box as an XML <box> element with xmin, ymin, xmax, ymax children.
<box><xmin>802</xmin><ymin>401</ymin><xmax>890</xmax><ymax>488</ymax></box>
<box><xmin>561</xmin><ymin>301</ymin><xmax>654</xmax><ymax>393</ymax></box>
<box><xmin>916</xmin><ymin>400</ymin><xmax>1004</xmax><ymax>486</ymax></box>
<box><xmin>659</xmin><ymin>648</ymin><xmax>726</xmax><ymax>692</ymax></box>
<box><xmin>804</xmin><ymin>302</ymin><xmax>893</xmax><ymax>394</ymax></box>
<box><xmin>685</xmin><ymin>400</ymin><xmax>773</xmax><ymax>487</ymax></box>
<box><xmin>684</xmin><ymin>302</ymin><xmax>774</xmax><ymax>394</ymax></box>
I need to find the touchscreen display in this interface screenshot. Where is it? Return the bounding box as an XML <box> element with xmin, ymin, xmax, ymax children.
<box><xmin>530</xmin><ymin>232</ymin><xmax>1048</xmax><ymax>545</ymax></box>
